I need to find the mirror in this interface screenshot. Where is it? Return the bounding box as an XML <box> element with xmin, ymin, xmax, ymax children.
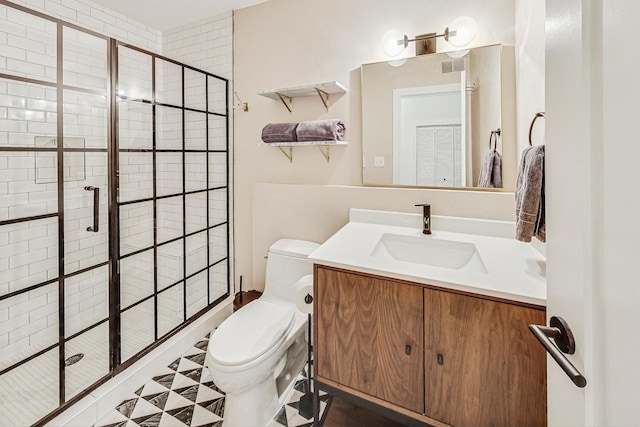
<box><xmin>362</xmin><ymin>44</ymin><xmax>515</xmax><ymax>190</ymax></box>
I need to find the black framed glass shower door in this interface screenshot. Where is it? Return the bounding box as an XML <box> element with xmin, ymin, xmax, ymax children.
<box><xmin>0</xmin><ymin>3</ymin><xmax>230</xmax><ymax>426</ymax></box>
<box><xmin>114</xmin><ymin>42</ymin><xmax>230</xmax><ymax>367</ymax></box>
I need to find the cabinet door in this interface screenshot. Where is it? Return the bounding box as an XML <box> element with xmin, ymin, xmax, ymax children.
<box><xmin>424</xmin><ymin>288</ymin><xmax>547</xmax><ymax>427</ymax></box>
<box><xmin>316</xmin><ymin>267</ymin><xmax>424</xmax><ymax>413</ymax></box>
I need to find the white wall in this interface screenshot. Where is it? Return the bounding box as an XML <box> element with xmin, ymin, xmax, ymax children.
<box><xmin>234</xmin><ymin>0</ymin><xmax>518</xmax><ymax>291</ymax></box>
<box><xmin>515</xmin><ymin>0</ymin><xmax>545</xmax><ymax>155</ymax></box>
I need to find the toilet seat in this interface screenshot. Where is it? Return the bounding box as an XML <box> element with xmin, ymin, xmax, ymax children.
<box><xmin>209</xmin><ymin>300</ymin><xmax>295</xmax><ymax>367</ymax></box>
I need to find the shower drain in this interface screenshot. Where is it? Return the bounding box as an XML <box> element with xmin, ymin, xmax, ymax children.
<box><xmin>65</xmin><ymin>353</ymin><xmax>84</xmax><ymax>366</ymax></box>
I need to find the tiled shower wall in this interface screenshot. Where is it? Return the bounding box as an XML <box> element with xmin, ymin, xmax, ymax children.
<box><xmin>1</xmin><ymin>0</ymin><xmax>233</xmax><ymax>370</ymax></box>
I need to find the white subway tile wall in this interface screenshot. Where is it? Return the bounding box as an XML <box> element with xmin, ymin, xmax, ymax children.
<box><xmin>158</xmin><ymin>283</ymin><xmax>184</xmax><ymax>336</ymax></box>
<box><xmin>120</xmin><ymin>298</ymin><xmax>154</xmax><ymax>362</ymax></box>
<box><xmin>6</xmin><ymin>0</ymin><xmax>162</xmax><ymax>53</ymax></box>
<box><xmin>0</xmin><ymin>150</ymin><xmax>58</xmax><ymax>220</ymax></box>
<box><xmin>119</xmin><ymin>249</ymin><xmax>153</xmax><ymax>308</ymax></box>
<box><xmin>118</xmin><ymin>45</ymin><xmax>153</xmax><ymax>100</ymax></box>
<box><xmin>62</xmin><ymin>26</ymin><xmax>108</xmax><ymax>92</ymax></box>
<box><xmin>156</xmin><ymin>58</ymin><xmax>182</xmax><ymax>106</ymax></box>
<box><xmin>119</xmin><ymin>201</ymin><xmax>154</xmax><ymax>255</ymax></box>
<box><xmin>118</xmin><ymin>100</ymin><xmax>153</xmax><ymax>149</ymax></box>
<box><xmin>163</xmin><ymin>13</ymin><xmax>232</xmax><ymax>79</ymax></box>
<box><xmin>0</xmin><ymin>282</ymin><xmax>58</xmax><ymax>370</ymax></box>
<box><xmin>0</xmin><ymin>79</ymin><xmax>57</xmax><ymax>148</ymax></box>
<box><xmin>63</xmin><ymin>266</ymin><xmax>108</xmax><ymax>337</ymax></box>
<box><xmin>156</xmin><ymin>105</ymin><xmax>182</xmax><ymax>149</ymax></box>
<box><xmin>186</xmin><ymin>270</ymin><xmax>208</xmax><ymax>317</ymax></box>
<box><xmin>186</xmin><ymin>192</ymin><xmax>208</xmax><ymax>234</ymax></box>
<box><xmin>186</xmin><ymin>231</ymin><xmax>208</xmax><ymax>276</ymax></box>
<box><xmin>157</xmin><ymin>196</ymin><xmax>183</xmax><ymax>243</ymax></box>
<box><xmin>0</xmin><ymin>5</ymin><xmax>57</xmax><ymax>82</ymax></box>
<box><xmin>119</xmin><ymin>151</ymin><xmax>153</xmax><ymax>202</ymax></box>
<box><xmin>0</xmin><ymin>217</ymin><xmax>58</xmax><ymax>295</ymax></box>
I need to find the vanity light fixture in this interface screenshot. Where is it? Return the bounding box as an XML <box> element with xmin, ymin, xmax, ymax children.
<box><xmin>382</xmin><ymin>16</ymin><xmax>478</xmax><ymax>57</ymax></box>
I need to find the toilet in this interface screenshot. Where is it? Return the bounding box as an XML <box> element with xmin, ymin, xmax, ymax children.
<box><xmin>205</xmin><ymin>239</ymin><xmax>320</xmax><ymax>427</ymax></box>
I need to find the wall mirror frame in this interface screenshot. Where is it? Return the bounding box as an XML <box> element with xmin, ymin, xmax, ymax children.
<box><xmin>361</xmin><ymin>43</ymin><xmax>516</xmax><ymax>191</ymax></box>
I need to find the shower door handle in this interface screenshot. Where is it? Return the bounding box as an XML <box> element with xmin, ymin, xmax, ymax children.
<box><xmin>85</xmin><ymin>186</ymin><xmax>99</xmax><ymax>232</ymax></box>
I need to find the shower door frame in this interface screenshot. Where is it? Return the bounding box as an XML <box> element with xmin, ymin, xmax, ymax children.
<box><xmin>0</xmin><ymin>2</ymin><xmax>230</xmax><ymax>425</ymax></box>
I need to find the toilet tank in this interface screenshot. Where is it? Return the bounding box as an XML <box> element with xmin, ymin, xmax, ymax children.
<box><xmin>263</xmin><ymin>239</ymin><xmax>320</xmax><ymax>303</ymax></box>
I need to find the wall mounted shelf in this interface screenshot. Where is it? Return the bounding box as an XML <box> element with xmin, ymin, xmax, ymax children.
<box><xmin>258</xmin><ymin>140</ymin><xmax>347</xmax><ymax>163</ymax></box>
<box><xmin>258</xmin><ymin>81</ymin><xmax>347</xmax><ymax>112</ymax></box>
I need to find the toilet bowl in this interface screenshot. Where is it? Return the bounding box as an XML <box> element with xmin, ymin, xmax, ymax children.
<box><xmin>205</xmin><ymin>239</ymin><xmax>320</xmax><ymax>427</ymax></box>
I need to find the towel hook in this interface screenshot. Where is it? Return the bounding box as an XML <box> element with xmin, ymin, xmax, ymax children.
<box><xmin>233</xmin><ymin>92</ymin><xmax>249</xmax><ymax>112</ymax></box>
<box><xmin>489</xmin><ymin>128</ymin><xmax>501</xmax><ymax>151</ymax></box>
<box><xmin>529</xmin><ymin>112</ymin><xmax>545</xmax><ymax>146</ymax></box>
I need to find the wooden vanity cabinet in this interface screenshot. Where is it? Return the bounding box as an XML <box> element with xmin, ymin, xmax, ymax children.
<box><xmin>314</xmin><ymin>265</ymin><xmax>547</xmax><ymax>427</ymax></box>
<box><xmin>314</xmin><ymin>265</ymin><xmax>425</xmax><ymax>413</ymax></box>
<box><xmin>424</xmin><ymin>288</ymin><xmax>547</xmax><ymax>427</ymax></box>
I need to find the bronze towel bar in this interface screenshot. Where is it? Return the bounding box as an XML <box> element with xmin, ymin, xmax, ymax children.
<box><xmin>529</xmin><ymin>112</ymin><xmax>545</xmax><ymax>146</ymax></box>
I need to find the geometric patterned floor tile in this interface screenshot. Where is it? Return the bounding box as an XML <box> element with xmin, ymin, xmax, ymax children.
<box><xmin>172</xmin><ymin>371</ymin><xmax>200</xmax><ymax>390</ymax></box>
<box><xmin>130</xmin><ymin>397</ymin><xmax>162</xmax><ymax>420</ymax></box>
<box><xmin>142</xmin><ymin>391</ymin><xmax>171</xmax><ymax>410</ymax></box>
<box><xmin>163</xmin><ymin>390</ymin><xmax>194</xmax><ymax>412</ymax></box>
<box><xmin>185</xmin><ymin>352</ymin><xmax>207</xmax><ymax>366</ymax></box>
<box><xmin>96</xmin><ymin>335</ymin><xmax>331</xmax><ymax>427</ymax></box>
<box><xmin>140</xmin><ymin>380</ymin><xmax>171</xmax><ymax>398</ymax></box>
<box><xmin>195</xmin><ymin>384</ymin><xmax>224</xmax><ymax>404</ymax></box>
<box><xmin>179</xmin><ymin>367</ymin><xmax>203</xmax><ymax>383</ymax></box>
<box><xmin>177</xmin><ymin>357</ymin><xmax>202</xmax><ymax>372</ymax></box>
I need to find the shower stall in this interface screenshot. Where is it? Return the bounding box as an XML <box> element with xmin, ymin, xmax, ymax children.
<box><xmin>0</xmin><ymin>2</ymin><xmax>230</xmax><ymax>426</ymax></box>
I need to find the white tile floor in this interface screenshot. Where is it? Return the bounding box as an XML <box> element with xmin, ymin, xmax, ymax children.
<box><xmin>95</xmin><ymin>334</ymin><xmax>331</xmax><ymax>427</ymax></box>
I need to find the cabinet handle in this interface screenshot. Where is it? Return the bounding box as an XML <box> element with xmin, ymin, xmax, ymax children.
<box><xmin>437</xmin><ymin>354</ymin><xmax>444</xmax><ymax>365</ymax></box>
<box><xmin>405</xmin><ymin>345</ymin><xmax>411</xmax><ymax>355</ymax></box>
<box><xmin>529</xmin><ymin>316</ymin><xmax>587</xmax><ymax>388</ymax></box>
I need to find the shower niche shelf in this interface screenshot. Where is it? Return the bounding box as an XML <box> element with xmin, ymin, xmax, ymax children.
<box><xmin>258</xmin><ymin>81</ymin><xmax>347</xmax><ymax>112</ymax></box>
<box><xmin>258</xmin><ymin>140</ymin><xmax>348</xmax><ymax>163</ymax></box>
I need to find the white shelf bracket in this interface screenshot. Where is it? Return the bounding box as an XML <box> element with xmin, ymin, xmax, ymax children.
<box><xmin>275</xmin><ymin>92</ymin><xmax>293</xmax><ymax>113</ymax></box>
<box><xmin>315</xmin><ymin>88</ymin><xmax>330</xmax><ymax>111</ymax></box>
<box><xmin>277</xmin><ymin>146</ymin><xmax>293</xmax><ymax>162</ymax></box>
<box><xmin>317</xmin><ymin>146</ymin><xmax>331</xmax><ymax>163</ymax></box>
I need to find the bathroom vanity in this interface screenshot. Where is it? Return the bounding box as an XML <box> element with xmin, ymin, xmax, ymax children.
<box><xmin>310</xmin><ymin>209</ymin><xmax>547</xmax><ymax>427</ymax></box>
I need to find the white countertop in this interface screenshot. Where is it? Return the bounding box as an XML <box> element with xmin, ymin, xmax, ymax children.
<box><xmin>308</xmin><ymin>209</ymin><xmax>546</xmax><ymax>306</ymax></box>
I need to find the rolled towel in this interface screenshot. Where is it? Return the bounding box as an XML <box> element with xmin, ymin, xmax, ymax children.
<box><xmin>295</xmin><ymin>119</ymin><xmax>346</xmax><ymax>142</ymax></box>
<box><xmin>261</xmin><ymin>122</ymin><xmax>298</xmax><ymax>143</ymax></box>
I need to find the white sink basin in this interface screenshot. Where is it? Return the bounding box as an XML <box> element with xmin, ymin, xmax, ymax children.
<box><xmin>371</xmin><ymin>233</ymin><xmax>488</xmax><ymax>274</ymax></box>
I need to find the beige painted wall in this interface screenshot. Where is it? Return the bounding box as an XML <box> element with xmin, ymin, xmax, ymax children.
<box><xmin>234</xmin><ymin>0</ymin><xmax>519</xmax><ymax>291</ymax></box>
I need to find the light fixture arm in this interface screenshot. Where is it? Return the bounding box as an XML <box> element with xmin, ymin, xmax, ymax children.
<box><xmin>400</xmin><ymin>28</ymin><xmax>457</xmax><ymax>48</ymax></box>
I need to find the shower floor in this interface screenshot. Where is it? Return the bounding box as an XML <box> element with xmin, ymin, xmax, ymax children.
<box><xmin>95</xmin><ymin>334</ymin><xmax>332</xmax><ymax>427</ymax></box>
<box><xmin>0</xmin><ymin>314</ymin><xmax>179</xmax><ymax>427</ymax></box>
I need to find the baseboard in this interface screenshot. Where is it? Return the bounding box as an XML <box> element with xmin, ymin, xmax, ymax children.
<box><xmin>47</xmin><ymin>297</ymin><xmax>233</xmax><ymax>427</ymax></box>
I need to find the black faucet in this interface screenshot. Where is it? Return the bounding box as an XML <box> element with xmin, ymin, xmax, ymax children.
<box><xmin>415</xmin><ymin>204</ymin><xmax>431</xmax><ymax>235</ymax></box>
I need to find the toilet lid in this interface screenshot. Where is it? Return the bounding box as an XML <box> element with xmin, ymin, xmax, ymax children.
<box><xmin>209</xmin><ymin>300</ymin><xmax>295</xmax><ymax>366</ymax></box>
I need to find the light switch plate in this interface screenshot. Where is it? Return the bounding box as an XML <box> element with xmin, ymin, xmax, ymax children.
<box><xmin>374</xmin><ymin>156</ymin><xmax>385</xmax><ymax>167</ymax></box>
